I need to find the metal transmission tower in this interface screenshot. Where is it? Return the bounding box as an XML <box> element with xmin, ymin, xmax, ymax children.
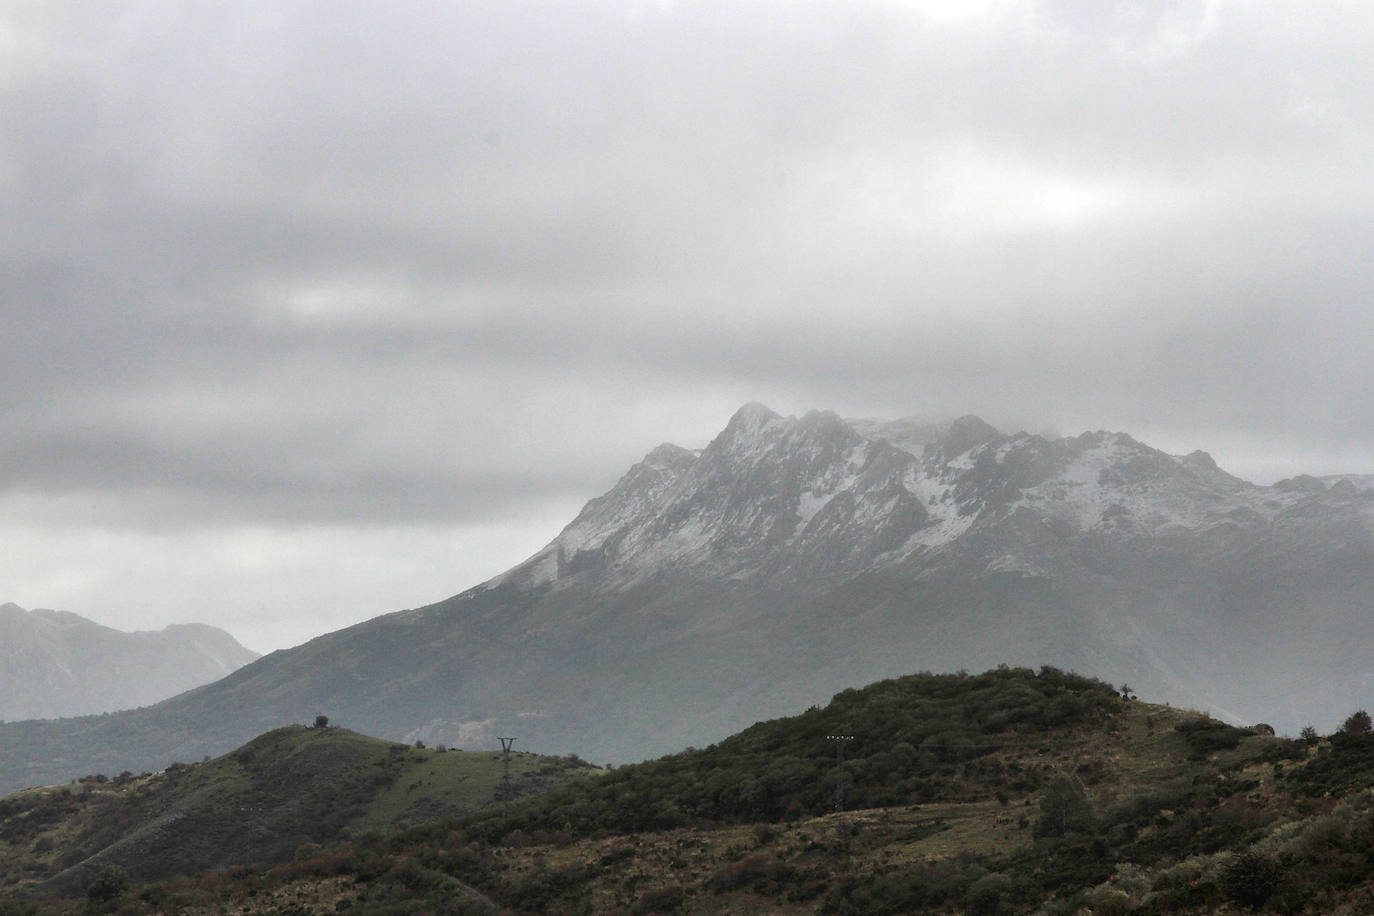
<box><xmin>826</xmin><ymin>735</ymin><xmax>854</xmax><ymax>829</ymax></box>
<box><xmin>498</xmin><ymin>737</ymin><xmax>516</xmax><ymax>826</ymax></box>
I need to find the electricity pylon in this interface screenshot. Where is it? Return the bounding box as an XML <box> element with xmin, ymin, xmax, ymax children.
<box><xmin>498</xmin><ymin>736</ymin><xmax>515</xmax><ymax>826</ymax></box>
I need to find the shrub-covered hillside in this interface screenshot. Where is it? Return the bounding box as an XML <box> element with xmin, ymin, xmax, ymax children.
<box><xmin>469</xmin><ymin>666</ymin><xmax>1123</xmax><ymax>837</ymax></box>
<box><xmin>10</xmin><ymin>668</ymin><xmax>1374</xmax><ymax>914</ymax></box>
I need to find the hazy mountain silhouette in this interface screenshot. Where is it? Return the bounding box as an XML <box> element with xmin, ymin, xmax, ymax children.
<box><xmin>0</xmin><ymin>603</ymin><xmax>258</xmax><ymax>722</ymax></box>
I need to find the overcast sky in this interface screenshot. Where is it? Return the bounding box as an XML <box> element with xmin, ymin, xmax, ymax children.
<box><xmin>3</xmin><ymin>0</ymin><xmax>1372</xmax><ymax>652</ymax></box>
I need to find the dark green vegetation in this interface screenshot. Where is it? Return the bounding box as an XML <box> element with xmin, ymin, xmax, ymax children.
<box><xmin>467</xmin><ymin>665</ymin><xmax>1123</xmax><ymax>838</ymax></box>
<box><xmin>5</xmin><ymin>667</ymin><xmax>1374</xmax><ymax>914</ymax></box>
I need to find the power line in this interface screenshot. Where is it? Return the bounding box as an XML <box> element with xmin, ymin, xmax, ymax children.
<box><xmin>497</xmin><ymin>736</ymin><xmax>513</xmax><ymax>829</ymax></box>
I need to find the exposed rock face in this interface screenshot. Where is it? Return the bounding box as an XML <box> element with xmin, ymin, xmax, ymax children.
<box><xmin>2</xmin><ymin>404</ymin><xmax>1372</xmax><ymax>793</ymax></box>
<box><xmin>0</xmin><ymin>604</ymin><xmax>259</xmax><ymax>721</ymax></box>
<box><xmin>499</xmin><ymin>405</ymin><xmax>927</xmax><ymax>591</ymax></box>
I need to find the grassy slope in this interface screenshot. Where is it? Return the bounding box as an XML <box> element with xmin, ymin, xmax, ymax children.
<box><xmin>0</xmin><ymin>725</ymin><xmax>596</xmax><ymax>898</ymax></box>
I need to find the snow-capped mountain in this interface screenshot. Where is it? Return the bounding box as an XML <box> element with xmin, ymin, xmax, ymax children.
<box><xmin>492</xmin><ymin>404</ymin><xmax>931</xmax><ymax>591</ymax></box>
<box><xmin>0</xmin><ymin>604</ymin><xmax>259</xmax><ymax>721</ymax></box>
<box><xmin>498</xmin><ymin>405</ymin><xmax>1277</xmax><ymax>591</ymax></box>
<box><xmin>2</xmin><ymin>404</ymin><xmax>1371</xmax><ymax>792</ymax></box>
<box><xmin>473</xmin><ymin>403</ymin><xmax>1372</xmax><ymax>738</ymax></box>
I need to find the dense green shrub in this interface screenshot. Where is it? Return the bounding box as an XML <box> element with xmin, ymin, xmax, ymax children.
<box><xmin>1341</xmin><ymin>709</ymin><xmax>1371</xmax><ymax>735</ymax></box>
<box><xmin>1175</xmin><ymin>718</ymin><xmax>1247</xmax><ymax>758</ymax></box>
<box><xmin>464</xmin><ymin>668</ymin><xmax>1121</xmax><ymax>841</ymax></box>
<box><xmin>1221</xmin><ymin>851</ymin><xmax>1283</xmax><ymax>910</ymax></box>
<box><xmin>1284</xmin><ymin>732</ymin><xmax>1374</xmax><ymax>797</ymax></box>
<box><xmin>964</xmin><ymin>871</ymin><xmax>1023</xmax><ymax>915</ymax></box>
<box><xmin>823</xmin><ymin>857</ymin><xmax>991</xmax><ymax>914</ymax></box>
<box><xmin>1143</xmin><ymin>856</ymin><xmax>1224</xmax><ymax>912</ymax></box>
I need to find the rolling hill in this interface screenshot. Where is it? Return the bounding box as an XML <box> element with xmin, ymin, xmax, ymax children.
<box><xmin>0</xmin><ymin>722</ymin><xmax>596</xmax><ymax>899</ymax></box>
<box><xmin>8</xmin><ymin>668</ymin><xmax>1374</xmax><ymax>914</ymax></box>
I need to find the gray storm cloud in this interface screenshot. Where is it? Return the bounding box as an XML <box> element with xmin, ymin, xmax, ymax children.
<box><xmin>2</xmin><ymin>0</ymin><xmax>1371</xmax><ymax>647</ymax></box>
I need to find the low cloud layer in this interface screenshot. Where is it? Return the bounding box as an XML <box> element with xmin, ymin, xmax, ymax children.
<box><xmin>3</xmin><ymin>1</ymin><xmax>1371</xmax><ymax>648</ymax></box>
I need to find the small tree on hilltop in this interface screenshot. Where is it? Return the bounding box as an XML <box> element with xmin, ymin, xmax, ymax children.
<box><xmin>1341</xmin><ymin>710</ymin><xmax>1371</xmax><ymax>735</ymax></box>
<box><xmin>314</xmin><ymin>714</ymin><xmax>329</xmax><ymax>729</ymax></box>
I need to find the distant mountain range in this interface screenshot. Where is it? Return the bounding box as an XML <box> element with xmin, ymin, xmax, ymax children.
<box><xmin>1</xmin><ymin>404</ymin><xmax>1371</xmax><ymax>793</ymax></box>
<box><xmin>0</xmin><ymin>603</ymin><xmax>258</xmax><ymax>721</ymax></box>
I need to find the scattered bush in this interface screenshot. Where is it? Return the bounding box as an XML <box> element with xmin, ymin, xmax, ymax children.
<box><xmin>1033</xmin><ymin>776</ymin><xmax>1096</xmax><ymax>838</ymax></box>
<box><xmin>86</xmin><ymin>866</ymin><xmax>129</xmax><ymax>907</ymax></box>
<box><xmin>708</xmin><ymin>855</ymin><xmax>791</xmax><ymax>893</ymax></box>
<box><xmin>631</xmin><ymin>884</ymin><xmax>686</xmax><ymax>914</ymax></box>
<box><xmin>1080</xmin><ymin>886</ymin><xmax>1132</xmax><ymax>916</ymax></box>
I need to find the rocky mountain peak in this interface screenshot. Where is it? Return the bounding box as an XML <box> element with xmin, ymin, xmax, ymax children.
<box><xmin>30</xmin><ymin>608</ymin><xmax>90</xmax><ymax>628</ymax></box>
<box><xmin>534</xmin><ymin>405</ymin><xmax>1374</xmax><ymax>601</ymax></box>
<box><xmin>932</xmin><ymin>415</ymin><xmax>1003</xmax><ymax>461</ymax></box>
<box><xmin>846</xmin><ymin>417</ymin><xmax>950</xmax><ymax>457</ymax></box>
<box><xmin>1181</xmin><ymin>449</ymin><xmax>1219</xmax><ymax>472</ymax></box>
<box><xmin>697</xmin><ymin>405</ymin><xmax>859</xmax><ymax>474</ymax></box>
<box><xmin>523</xmin><ymin>405</ymin><xmax>927</xmax><ymax>587</ymax></box>
<box><xmin>722</xmin><ymin>401</ymin><xmax>782</xmax><ymax>436</ymax></box>
<box><xmin>1329</xmin><ymin>478</ymin><xmax>1358</xmax><ymax>497</ymax></box>
<box><xmin>641</xmin><ymin>442</ymin><xmax>699</xmax><ymax>472</ymax></box>
<box><xmin>1275</xmin><ymin>474</ymin><xmax>1328</xmax><ymax>494</ymax></box>
<box><xmin>795</xmin><ymin>408</ymin><xmax>851</xmax><ymax>439</ymax></box>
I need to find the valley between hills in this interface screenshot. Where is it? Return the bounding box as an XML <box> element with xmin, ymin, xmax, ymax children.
<box><xmin>5</xmin><ymin>668</ymin><xmax>1374</xmax><ymax>914</ymax></box>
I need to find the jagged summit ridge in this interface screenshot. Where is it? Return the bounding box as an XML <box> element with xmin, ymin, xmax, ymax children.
<box><xmin>438</xmin><ymin>403</ymin><xmax>1374</xmax><ymax>752</ymax></box>
<box><xmin>495</xmin><ymin>404</ymin><xmax>1337</xmax><ymax>594</ymax></box>
<box><xmin>497</xmin><ymin>406</ymin><xmax>924</xmax><ymax>589</ymax></box>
